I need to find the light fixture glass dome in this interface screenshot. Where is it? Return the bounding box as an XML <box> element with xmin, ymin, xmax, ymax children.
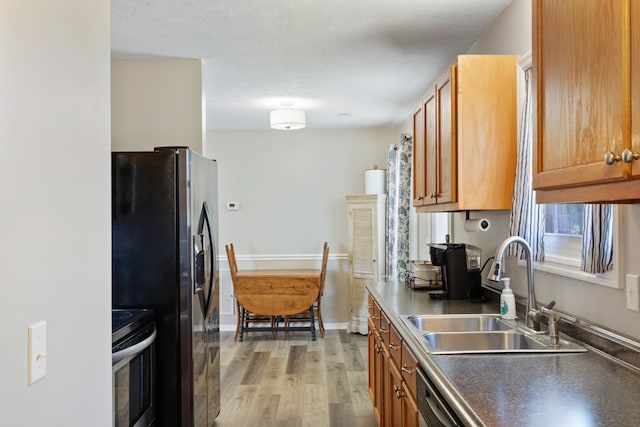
<box><xmin>270</xmin><ymin>109</ymin><xmax>306</xmax><ymax>130</ymax></box>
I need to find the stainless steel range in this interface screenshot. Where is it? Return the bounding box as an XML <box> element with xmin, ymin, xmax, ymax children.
<box><xmin>112</xmin><ymin>308</ymin><xmax>156</xmax><ymax>427</ymax></box>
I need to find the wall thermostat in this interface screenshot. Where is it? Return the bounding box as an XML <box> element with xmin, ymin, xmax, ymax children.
<box><xmin>226</xmin><ymin>202</ymin><xmax>240</xmax><ymax>211</ymax></box>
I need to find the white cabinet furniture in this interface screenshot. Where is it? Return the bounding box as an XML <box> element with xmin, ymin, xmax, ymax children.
<box><xmin>346</xmin><ymin>194</ymin><xmax>386</xmax><ymax>334</ymax></box>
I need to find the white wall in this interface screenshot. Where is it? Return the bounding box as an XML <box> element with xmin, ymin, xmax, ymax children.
<box><xmin>207</xmin><ymin>128</ymin><xmax>395</xmax><ymax>326</ymax></box>
<box><xmin>0</xmin><ymin>1</ymin><xmax>112</xmax><ymax>426</ymax></box>
<box><xmin>415</xmin><ymin>0</ymin><xmax>640</xmax><ymax>339</ymax></box>
<box><xmin>466</xmin><ymin>0</ymin><xmax>532</xmax><ymax>55</ymax></box>
<box><xmin>112</xmin><ymin>59</ymin><xmax>205</xmax><ymax>153</ymax></box>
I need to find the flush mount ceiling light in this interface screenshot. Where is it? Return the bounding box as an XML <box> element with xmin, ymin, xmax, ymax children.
<box><xmin>270</xmin><ymin>108</ymin><xmax>306</xmax><ymax>130</ymax></box>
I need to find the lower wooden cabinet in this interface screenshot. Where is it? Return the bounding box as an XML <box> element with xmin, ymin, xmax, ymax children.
<box><xmin>368</xmin><ymin>293</ymin><xmax>421</xmax><ymax>427</ymax></box>
<box><xmin>381</xmin><ymin>344</ymin><xmax>394</xmax><ymax>427</ymax></box>
<box><xmin>388</xmin><ymin>360</ymin><xmax>404</xmax><ymax>427</ymax></box>
<box><xmin>368</xmin><ymin>317</ymin><xmax>383</xmax><ymax>425</ymax></box>
<box><xmin>402</xmin><ymin>383</ymin><xmax>420</xmax><ymax>427</ymax></box>
<box><xmin>368</xmin><ymin>319</ymin><xmax>376</xmax><ymax>402</ymax></box>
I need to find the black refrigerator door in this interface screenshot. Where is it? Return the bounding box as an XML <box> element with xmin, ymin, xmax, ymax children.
<box><xmin>111</xmin><ymin>151</ymin><xmax>182</xmax><ymax>426</ymax></box>
<box><xmin>112</xmin><ymin>151</ymin><xmax>178</xmax><ymax>309</ymax></box>
<box><xmin>185</xmin><ymin>151</ymin><xmax>220</xmax><ymax>427</ymax></box>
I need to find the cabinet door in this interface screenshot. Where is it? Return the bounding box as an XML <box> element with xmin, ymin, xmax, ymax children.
<box><xmin>381</xmin><ymin>344</ymin><xmax>393</xmax><ymax>427</ymax></box>
<box><xmin>387</xmin><ymin>357</ymin><xmax>403</xmax><ymax>427</ymax></box>
<box><xmin>350</xmin><ymin>205</ymin><xmax>376</xmax><ymax>278</ymax></box>
<box><xmin>374</xmin><ymin>332</ymin><xmax>385</xmax><ymax>425</ymax></box>
<box><xmin>534</xmin><ymin>0</ymin><xmax>629</xmax><ymax>189</ymax></box>
<box><xmin>369</xmin><ymin>318</ymin><xmax>383</xmax><ymax>425</ymax></box>
<box><xmin>436</xmin><ymin>67</ymin><xmax>455</xmax><ymax>204</ymax></box>
<box><xmin>424</xmin><ymin>89</ymin><xmax>438</xmax><ymax>206</ymax></box>
<box><xmin>412</xmin><ymin>102</ymin><xmax>426</xmax><ymax>205</ymax></box>
<box><xmin>402</xmin><ymin>383</ymin><xmax>420</xmax><ymax>427</ymax></box>
<box><xmin>367</xmin><ymin>319</ymin><xmax>375</xmax><ymax>403</ymax></box>
<box><xmin>632</xmin><ymin>1</ymin><xmax>640</xmax><ymax>178</ymax></box>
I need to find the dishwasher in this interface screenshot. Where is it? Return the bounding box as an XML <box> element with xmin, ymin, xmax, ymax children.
<box><xmin>416</xmin><ymin>367</ymin><xmax>462</xmax><ymax>426</ymax></box>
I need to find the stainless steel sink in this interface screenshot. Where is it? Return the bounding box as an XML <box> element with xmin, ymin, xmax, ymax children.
<box><xmin>400</xmin><ymin>314</ymin><xmax>587</xmax><ymax>354</ymax></box>
<box><xmin>406</xmin><ymin>314</ymin><xmax>512</xmax><ymax>332</ymax></box>
<box><xmin>422</xmin><ymin>331</ymin><xmax>586</xmax><ymax>354</ymax></box>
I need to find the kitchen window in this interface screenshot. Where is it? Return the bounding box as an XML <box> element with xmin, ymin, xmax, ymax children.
<box><xmin>530</xmin><ymin>204</ymin><xmax>621</xmax><ymax>288</ymax></box>
<box><xmin>544</xmin><ymin>204</ymin><xmax>584</xmax><ymax>266</ymax></box>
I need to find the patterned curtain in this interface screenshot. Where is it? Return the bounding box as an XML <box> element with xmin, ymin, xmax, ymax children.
<box><xmin>386</xmin><ymin>135</ymin><xmax>412</xmax><ymax>279</ymax></box>
<box><xmin>581</xmin><ymin>205</ymin><xmax>614</xmax><ymax>273</ymax></box>
<box><xmin>508</xmin><ymin>68</ymin><xmax>545</xmax><ymax>261</ymax></box>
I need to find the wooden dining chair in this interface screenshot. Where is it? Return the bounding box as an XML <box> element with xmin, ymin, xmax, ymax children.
<box><xmin>284</xmin><ymin>242</ymin><xmax>329</xmax><ymax>337</ymax></box>
<box><xmin>225</xmin><ymin>244</ymin><xmax>241</xmax><ymax>341</ymax></box>
<box><xmin>226</xmin><ymin>243</ymin><xmax>277</xmax><ymax>341</ymax></box>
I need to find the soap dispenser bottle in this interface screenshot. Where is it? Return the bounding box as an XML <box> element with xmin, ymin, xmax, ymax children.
<box><xmin>500</xmin><ymin>277</ymin><xmax>516</xmax><ymax>320</ymax></box>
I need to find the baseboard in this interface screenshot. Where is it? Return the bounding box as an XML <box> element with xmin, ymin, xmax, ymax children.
<box><xmin>219</xmin><ymin>322</ymin><xmax>349</xmax><ymax>332</ymax></box>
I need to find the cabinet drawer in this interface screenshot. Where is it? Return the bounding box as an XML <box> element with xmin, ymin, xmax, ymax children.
<box><xmin>368</xmin><ymin>316</ymin><xmax>377</xmax><ymax>334</ymax></box>
<box><xmin>401</xmin><ymin>342</ymin><xmax>419</xmax><ymax>399</ymax></box>
<box><xmin>380</xmin><ymin>311</ymin><xmax>390</xmax><ymax>344</ymax></box>
<box><xmin>368</xmin><ymin>294</ymin><xmax>374</xmax><ymax>316</ymax></box>
<box><xmin>388</xmin><ymin>324</ymin><xmax>402</xmax><ymax>369</ymax></box>
<box><xmin>372</xmin><ymin>301</ymin><xmax>382</xmax><ymax>329</ymax></box>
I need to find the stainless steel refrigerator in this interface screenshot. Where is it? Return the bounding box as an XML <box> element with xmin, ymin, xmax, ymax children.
<box><xmin>112</xmin><ymin>147</ymin><xmax>220</xmax><ymax>427</ymax></box>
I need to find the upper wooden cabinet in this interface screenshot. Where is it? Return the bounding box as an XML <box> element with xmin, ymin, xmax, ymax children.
<box><xmin>533</xmin><ymin>0</ymin><xmax>640</xmax><ymax>203</ymax></box>
<box><xmin>412</xmin><ymin>102</ymin><xmax>425</xmax><ymax>205</ymax></box>
<box><xmin>412</xmin><ymin>55</ymin><xmax>518</xmax><ymax>212</ymax></box>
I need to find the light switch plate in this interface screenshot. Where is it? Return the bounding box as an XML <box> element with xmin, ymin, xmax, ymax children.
<box><xmin>626</xmin><ymin>275</ymin><xmax>640</xmax><ymax>312</ymax></box>
<box><xmin>28</xmin><ymin>321</ymin><xmax>47</xmax><ymax>384</ymax></box>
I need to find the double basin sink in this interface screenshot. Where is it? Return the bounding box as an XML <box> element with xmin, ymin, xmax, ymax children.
<box><xmin>402</xmin><ymin>314</ymin><xmax>586</xmax><ymax>354</ymax></box>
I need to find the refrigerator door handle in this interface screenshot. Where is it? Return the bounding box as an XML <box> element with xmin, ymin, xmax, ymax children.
<box><xmin>193</xmin><ymin>233</ymin><xmax>205</xmax><ymax>294</ymax></box>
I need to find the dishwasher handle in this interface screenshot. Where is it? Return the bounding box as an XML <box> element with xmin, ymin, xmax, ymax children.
<box><xmin>417</xmin><ymin>368</ymin><xmax>461</xmax><ymax>427</ymax></box>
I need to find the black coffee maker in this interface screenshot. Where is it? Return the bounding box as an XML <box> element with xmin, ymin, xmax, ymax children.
<box><xmin>428</xmin><ymin>243</ymin><xmax>483</xmax><ymax>300</ymax></box>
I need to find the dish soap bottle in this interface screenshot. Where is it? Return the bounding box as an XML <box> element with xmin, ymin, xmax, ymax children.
<box><xmin>500</xmin><ymin>277</ymin><xmax>516</xmax><ymax>320</ymax></box>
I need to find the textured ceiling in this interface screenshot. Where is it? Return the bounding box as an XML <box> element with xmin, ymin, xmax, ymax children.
<box><xmin>111</xmin><ymin>0</ymin><xmax>513</xmax><ymax>129</ymax></box>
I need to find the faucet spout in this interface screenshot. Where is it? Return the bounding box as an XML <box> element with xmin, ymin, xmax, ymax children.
<box><xmin>488</xmin><ymin>236</ymin><xmax>538</xmax><ymax>330</ymax></box>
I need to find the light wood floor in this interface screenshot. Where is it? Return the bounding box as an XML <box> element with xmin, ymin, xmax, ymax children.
<box><xmin>213</xmin><ymin>329</ymin><xmax>377</xmax><ymax>427</ymax></box>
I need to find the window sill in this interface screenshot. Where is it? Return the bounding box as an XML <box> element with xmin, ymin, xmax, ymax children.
<box><xmin>517</xmin><ymin>257</ymin><xmax>619</xmax><ymax>289</ymax></box>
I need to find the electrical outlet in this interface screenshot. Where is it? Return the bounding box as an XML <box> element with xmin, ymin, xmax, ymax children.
<box><xmin>626</xmin><ymin>274</ymin><xmax>640</xmax><ymax>312</ymax></box>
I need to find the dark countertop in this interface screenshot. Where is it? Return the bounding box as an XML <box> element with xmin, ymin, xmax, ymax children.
<box><xmin>367</xmin><ymin>281</ymin><xmax>640</xmax><ymax>427</ymax></box>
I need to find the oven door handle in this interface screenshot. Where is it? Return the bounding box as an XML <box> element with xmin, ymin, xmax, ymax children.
<box><xmin>112</xmin><ymin>327</ymin><xmax>157</xmax><ymax>365</ymax></box>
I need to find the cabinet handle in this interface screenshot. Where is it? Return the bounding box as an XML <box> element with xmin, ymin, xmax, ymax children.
<box><xmin>401</xmin><ymin>365</ymin><xmax>413</xmax><ymax>375</ymax></box>
<box><xmin>604</xmin><ymin>151</ymin><xmax>621</xmax><ymax>165</ymax></box>
<box><xmin>371</xmin><ymin>314</ymin><xmax>379</xmax><ymax>320</ymax></box>
<box><xmin>393</xmin><ymin>384</ymin><xmax>404</xmax><ymax>399</ymax></box>
<box><xmin>622</xmin><ymin>149</ymin><xmax>640</xmax><ymax>163</ymax></box>
<box><xmin>374</xmin><ymin>344</ymin><xmax>381</xmax><ymax>354</ymax></box>
<box><xmin>429</xmin><ymin>192</ymin><xmax>437</xmax><ymax>198</ymax></box>
<box><xmin>379</xmin><ymin>327</ymin><xmax>388</xmax><ymax>333</ymax></box>
<box><xmin>389</xmin><ymin>343</ymin><xmax>399</xmax><ymax>351</ymax></box>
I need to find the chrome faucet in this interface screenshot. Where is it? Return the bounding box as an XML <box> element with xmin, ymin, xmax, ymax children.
<box><xmin>488</xmin><ymin>236</ymin><xmax>538</xmax><ymax>330</ymax></box>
